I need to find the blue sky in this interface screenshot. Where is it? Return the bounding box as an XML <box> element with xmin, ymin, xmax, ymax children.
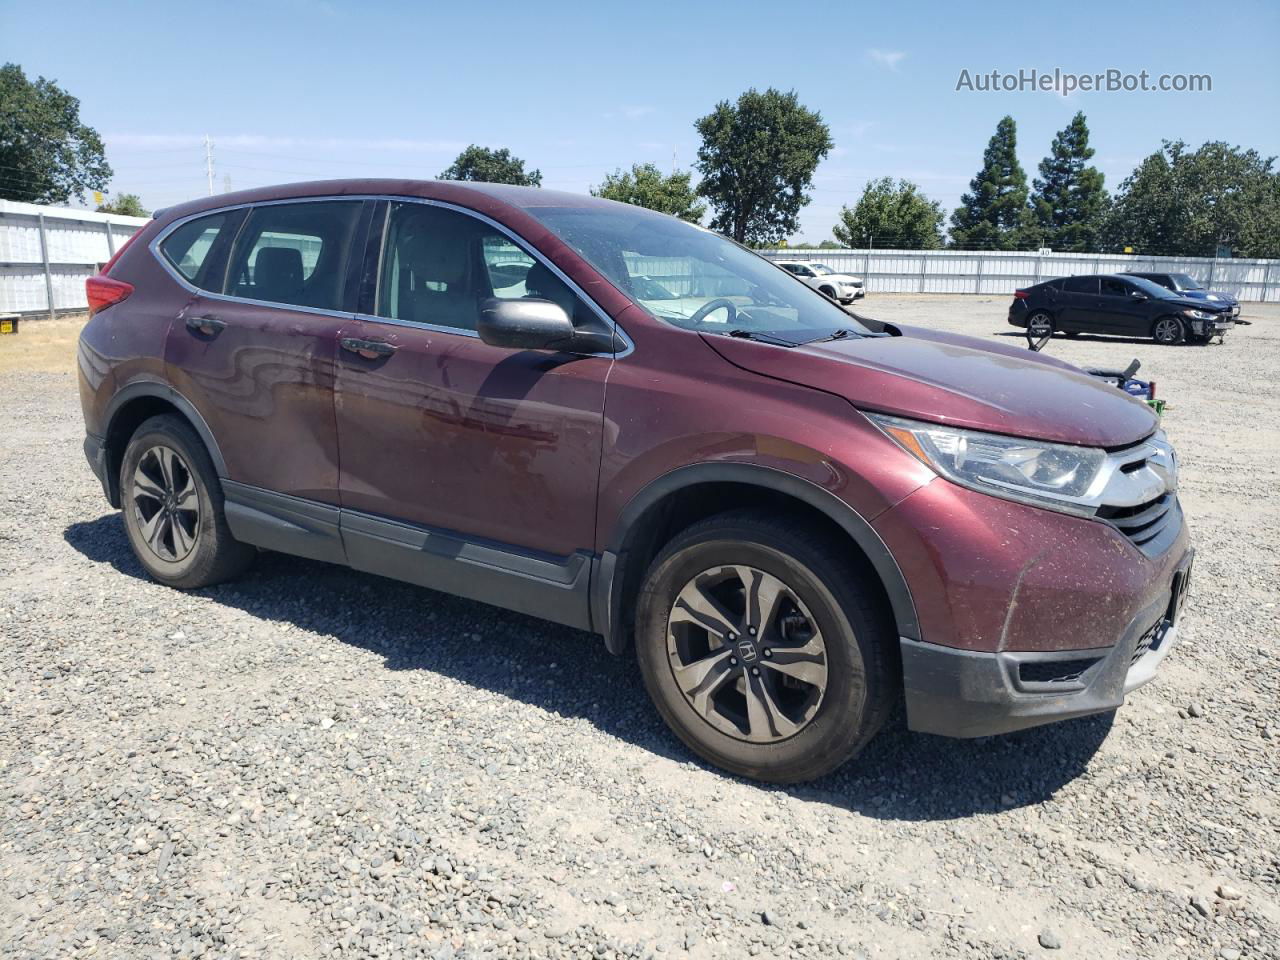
<box><xmin>4</xmin><ymin>0</ymin><xmax>1278</xmax><ymax>241</ymax></box>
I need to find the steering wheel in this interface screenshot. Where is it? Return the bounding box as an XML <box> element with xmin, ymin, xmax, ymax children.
<box><xmin>688</xmin><ymin>298</ymin><xmax>738</xmax><ymax>326</ymax></box>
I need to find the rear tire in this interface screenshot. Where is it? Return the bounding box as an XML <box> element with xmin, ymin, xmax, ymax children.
<box><xmin>635</xmin><ymin>509</ymin><xmax>897</xmax><ymax>783</ymax></box>
<box><xmin>119</xmin><ymin>415</ymin><xmax>255</xmax><ymax>589</ymax></box>
<box><xmin>1026</xmin><ymin>311</ymin><xmax>1054</xmax><ymax>338</ymax></box>
<box><xmin>1152</xmin><ymin>316</ymin><xmax>1184</xmax><ymax>345</ymax></box>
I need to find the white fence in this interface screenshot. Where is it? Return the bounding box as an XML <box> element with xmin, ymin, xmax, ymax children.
<box><xmin>3</xmin><ymin>201</ymin><xmax>1276</xmax><ymax>314</ymax></box>
<box><xmin>761</xmin><ymin>248</ymin><xmax>1279</xmax><ymax>302</ymax></box>
<box><xmin>0</xmin><ymin>200</ymin><xmax>149</xmax><ymax>316</ymax></box>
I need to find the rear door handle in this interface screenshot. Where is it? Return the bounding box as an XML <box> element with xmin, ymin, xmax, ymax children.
<box><xmin>340</xmin><ymin>337</ymin><xmax>398</xmax><ymax>360</ymax></box>
<box><xmin>185</xmin><ymin>315</ymin><xmax>226</xmax><ymax>336</ymax></box>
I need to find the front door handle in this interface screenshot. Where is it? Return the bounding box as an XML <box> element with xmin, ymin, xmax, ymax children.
<box><xmin>185</xmin><ymin>315</ymin><xmax>226</xmax><ymax>336</ymax></box>
<box><xmin>340</xmin><ymin>337</ymin><xmax>398</xmax><ymax>360</ymax></box>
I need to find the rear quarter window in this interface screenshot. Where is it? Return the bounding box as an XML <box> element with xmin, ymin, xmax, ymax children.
<box><xmin>159</xmin><ymin>213</ymin><xmax>230</xmax><ymax>287</ymax></box>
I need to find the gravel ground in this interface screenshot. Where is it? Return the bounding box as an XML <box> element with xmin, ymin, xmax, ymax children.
<box><xmin>1</xmin><ymin>298</ymin><xmax>1277</xmax><ymax>960</ymax></box>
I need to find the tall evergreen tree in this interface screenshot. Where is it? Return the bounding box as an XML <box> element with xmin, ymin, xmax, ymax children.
<box><xmin>1029</xmin><ymin>112</ymin><xmax>1108</xmax><ymax>251</ymax></box>
<box><xmin>949</xmin><ymin>116</ymin><xmax>1032</xmax><ymax>249</ymax></box>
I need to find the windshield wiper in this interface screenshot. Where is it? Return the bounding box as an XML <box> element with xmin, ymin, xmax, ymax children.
<box><xmin>725</xmin><ymin>329</ymin><xmax>798</xmax><ymax>347</ymax></box>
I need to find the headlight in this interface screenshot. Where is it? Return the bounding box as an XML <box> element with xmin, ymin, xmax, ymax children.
<box><xmin>1183</xmin><ymin>309</ymin><xmax>1213</xmax><ymax>320</ymax></box>
<box><xmin>867</xmin><ymin>414</ymin><xmax>1107</xmax><ymax>515</ymax></box>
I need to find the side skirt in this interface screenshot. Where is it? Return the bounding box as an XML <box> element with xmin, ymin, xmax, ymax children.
<box><xmin>221</xmin><ymin>482</ymin><xmax>594</xmax><ymax>632</ymax></box>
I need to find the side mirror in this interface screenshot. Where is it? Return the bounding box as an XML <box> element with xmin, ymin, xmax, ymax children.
<box><xmin>1130</xmin><ymin>290</ymin><xmax>1148</xmax><ymax>300</ymax></box>
<box><xmin>478</xmin><ymin>298</ymin><xmax>575</xmax><ymax>351</ymax></box>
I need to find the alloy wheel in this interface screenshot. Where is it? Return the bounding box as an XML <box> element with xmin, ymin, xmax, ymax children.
<box><xmin>665</xmin><ymin>565</ymin><xmax>828</xmax><ymax>743</ymax></box>
<box><xmin>1028</xmin><ymin>313</ymin><xmax>1053</xmax><ymax>337</ymax></box>
<box><xmin>1154</xmin><ymin>318</ymin><xmax>1181</xmax><ymax>344</ymax></box>
<box><xmin>131</xmin><ymin>445</ymin><xmax>200</xmax><ymax>562</ymax></box>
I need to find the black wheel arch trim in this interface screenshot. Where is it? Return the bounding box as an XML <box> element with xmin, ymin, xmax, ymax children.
<box><xmin>591</xmin><ymin>461</ymin><xmax>920</xmax><ymax>654</ymax></box>
<box><xmin>101</xmin><ymin>381</ymin><xmax>228</xmax><ymax>506</ymax></box>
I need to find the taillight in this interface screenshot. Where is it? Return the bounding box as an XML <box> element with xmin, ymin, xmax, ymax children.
<box><xmin>1014</xmin><ymin>289</ymin><xmax>1029</xmax><ymax>300</ymax></box>
<box><xmin>86</xmin><ymin>275</ymin><xmax>134</xmax><ymax>315</ymax></box>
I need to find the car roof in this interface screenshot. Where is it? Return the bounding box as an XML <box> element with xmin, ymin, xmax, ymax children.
<box><xmin>152</xmin><ymin>178</ymin><xmax>620</xmax><ymax>226</ymax></box>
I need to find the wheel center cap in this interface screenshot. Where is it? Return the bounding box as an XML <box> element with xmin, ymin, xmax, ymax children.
<box><xmin>735</xmin><ymin>638</ymin><xmax>758</xmax><ymax>663</ymax></box>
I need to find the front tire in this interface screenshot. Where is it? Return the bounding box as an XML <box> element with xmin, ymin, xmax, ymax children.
<box><xmin>635</xmin><ymin>510</ymin><xmax>897</xmax><ymax>783</ymax></box>
<box><xmin>1152</xmin><ymin>316</ymin><xmax>1184</xmax><ymax>345</ymax></box>
<box><xmin>119</xmin><ymin>415</ymin><xmax>255</xmax><ymax>589</ymax></box>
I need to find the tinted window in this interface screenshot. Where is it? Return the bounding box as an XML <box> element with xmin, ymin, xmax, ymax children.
<box><xmin>226</xmin><ymin>201</ymin><xmax>363</xmax><ymax>311</ymax></box>
<box><xmin>375</xmin><ymin>202</ymin><xmax>581</xmax><ymax>332</ymax></box>
<box><xmin>1063</xmin><ymin>276</ymin><xmax>1097</xmax><ymax>294</ymax></box>
<box><xmin>160</xmin><ymin>213</ymin><xmax>229</xmax><ymax>286</ymax></box>
<box><xmin>1100</xmin><ymin>277</ymin><xmax>1130</xmax><ymax>297</ymax></box>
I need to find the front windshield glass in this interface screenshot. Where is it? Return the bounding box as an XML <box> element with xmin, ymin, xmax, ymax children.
<box><xmin>809</xmin><ymin>263</ymin><xmax>835</xmax><ymax>275</ymax></box>
<box><xmin>525</xmin><ymin>205</ymin><xmax>870</xmax><ymax>344</ymax></box>
<box><xmin>1126</xmin><ymin>275</ymin><xmax>1179</xmax><ymax>299</ymax></box>
<box><xmin>1170</xmin><ymin>273</ymin><xmax>1203</xmax><ymax>290</ymax></box>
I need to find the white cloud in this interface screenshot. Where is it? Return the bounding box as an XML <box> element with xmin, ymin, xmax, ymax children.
<box><xmin>867</xmin><ymin>49</ymin><xmax>906</xmax><ymax>71</ymax></box>
<box><xmin>105</xmin><ymin>133</ymin><xmax>467</xmax><ymax>153</ymax></box>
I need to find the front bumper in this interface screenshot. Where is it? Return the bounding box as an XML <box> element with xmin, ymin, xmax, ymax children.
<box><xmin>1188</xmin><ymin>316</ymin><xmax>1232</xmax><ymax>337</ymax></box>
<box><xmin>902</xmin><ymin>551</ymin><xmax>1193</xmax><ymax>738</ymax></box>
<box><xmin>841</xmin><ymin>289</ymin><xmax>865</xmax><ymax>302</ymax></box>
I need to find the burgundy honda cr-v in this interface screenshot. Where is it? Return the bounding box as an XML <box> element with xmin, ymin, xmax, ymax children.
<box><xmin>78</xmin><ymin>179</ymin><xmax>1192</xmax><ymax>782</ymax></box>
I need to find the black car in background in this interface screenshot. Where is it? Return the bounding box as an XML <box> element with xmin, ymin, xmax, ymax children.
<box><xmin>1121</xmin><ymin>271</ymin><xmax>1242</xmax><ymax>319</ymax></box>
<box><xmin>1009</xmin><ymin>274</ymin><xmax>1234</xmax><ymax>345</ymax></box>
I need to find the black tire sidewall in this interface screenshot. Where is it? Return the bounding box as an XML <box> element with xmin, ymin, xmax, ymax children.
<box><xmin>636</xmin><ymin>523</ymin><xmax>885</xmax><ymax>782</ymax></box>
<box><xmin>119</xmin><ymin>417</ymin><xmax>226</xmax><ymax>587</ymax></box>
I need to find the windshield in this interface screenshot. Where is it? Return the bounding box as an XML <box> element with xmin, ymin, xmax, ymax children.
<box><xmin>809</xmin><ymin>263</ymin><xmax>835</xmax><ymax>275</ymax></box>
<box><xmin>524</xmin><ymin>205</ymin><xmax>870</xmax><ymax>344</ymax></box>
<box><xmin>1126</xmin><ymin>275</ymin><xmax>1179</xmax><ymax>299</ymax></box>
<box><xmin>1170</xmin><ymin>273</ymin><xmax>1204</xmax><ymax>290</ymax></box>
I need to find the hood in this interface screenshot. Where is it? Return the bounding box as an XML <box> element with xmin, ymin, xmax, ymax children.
<box><xmin>1167</xmin><ymin>294</ymin><xmax>1232</xmax><ymax>312</ymax></box>
<box><xmin>703</xmin><ymin>324</ymin><xmax>1157</xmax><ymax>448</ymax></box>
<box><xmin>1182</xmin><ymin>289</ymin><xmax>1238</xmax><ymax>305</ymax></box>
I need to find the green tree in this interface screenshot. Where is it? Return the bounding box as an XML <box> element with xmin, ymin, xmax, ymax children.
<box><xmin>949</xmin><ymin>116</ymin><xmax>1033</xmax><ymax>250</ymax></box>
<box><xmin>591</xmin><ymin>163</ymin><xmax>705</xmax><ymax>222</ymax></box>
<box><xmin>1029</xmin><ymin>111</ymin><xmax>1108</xmax><ymax>252</ymax></box>
<box><xmin>834</xmin><ymin>177</ymin><xmax>944</xmax><ymax>249</ymax></box>
<box><xmin>96</xmin><ymin>193</ymin><xmax>149</xmax><ymax>217</ymax></box>
<box><xmin>815</xmin><ymin>239</ymin><xmax>843</xmax><ymax>249</ymax></box>
<box><xmin>1102</xmin><ymin>140</ymin><xmax>1280</xmax><ymax>258</ymax></box>
<box><xmin>0</xmin><ymin>63</ymin><xmax>111</xmax><ymax>204</ymax></box>
<box><xmin>438</xmin><ymin>145</ymin><xmax>541</xmax><ymax>186</ymax></box>
<box><xmin>694</xmin><ymin>88</ymin><xmax>832</xmax><ymax>245</ymax></box>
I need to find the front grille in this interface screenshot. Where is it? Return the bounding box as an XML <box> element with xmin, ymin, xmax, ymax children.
<box><xmin>1098</xmin><ymin>492</ymin><xmax>1176</xmax><ymax>547</ymax></box>
<box><xmin>1019</xmin><ymin>658</ymin><xmax>1102</xmax><ymax>685</ymax></box>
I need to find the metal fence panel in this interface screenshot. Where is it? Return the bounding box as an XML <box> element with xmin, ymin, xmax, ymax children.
<box><xmin>762</xmin><ymin>248</ymin><xmax>1279</xmax><ymax>302</ymax></box>
<box><xmin>0</xmin><ymin>200</ymin><xmax>148</xmax><ymax>316</ymax></box>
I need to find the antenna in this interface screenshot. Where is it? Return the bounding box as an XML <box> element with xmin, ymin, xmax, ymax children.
<box><xmin>204</xmin><ymin>135</ymin><xmax>215</xmax><ymax>196</ymax></box>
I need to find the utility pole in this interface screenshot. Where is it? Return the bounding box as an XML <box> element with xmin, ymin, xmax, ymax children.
<box><xmin>204</xmin><ymin>135</ymin><xmax>215</xmax><ymax>196</ymax></box>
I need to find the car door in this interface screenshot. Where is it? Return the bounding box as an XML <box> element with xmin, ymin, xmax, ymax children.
<box><xmin>1055</xmin><ymin>276</ymin><xmax>1099</xmax><ymax>331</ymax></box>
<box><xmin>1097</xmin><ymin>277</ymin><xmax>1152</xmax><ymax>336</ymax></box>
<box><xmin>163</xmin><ymin>198</ymin><xmax>371</xmax><ymax>560</ymax></box>
<box><xmin>332</xmin><ymin>200</ymin><xmax>614</xmax><ymax>629</ymax></box>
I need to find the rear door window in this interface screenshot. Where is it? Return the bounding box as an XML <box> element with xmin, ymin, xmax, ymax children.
<box><xmin>159</xmin><ymin>213</ymin><xmax>231</xmax><ymax>288</ymax></box>
<box><xmin>1063</xmin><ymin>276</ymin><xmax>1098</xmax><ymax>295</ymax></box>
<box><xmin>226</xmin><ymin>201</ymin><xmax>364</xmax><ymax>311</ymax></box>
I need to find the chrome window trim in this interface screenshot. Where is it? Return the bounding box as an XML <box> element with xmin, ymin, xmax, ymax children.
<box><xmin>148</xmin><ymin>193</ymin><xmax>634</xmax><ymax>356</ymax></box>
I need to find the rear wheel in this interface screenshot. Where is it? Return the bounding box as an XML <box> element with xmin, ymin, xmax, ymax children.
<box><xmin>635</xmin><ymin>510</ymin><xmax>897</xmax><ymax>783</ymax></box>
<box><xmin>1026</xmin><ymin>311</ymin><xmax>1054</xmax><ymax>338</ymax></box>
<box><xmin>1152</xmin><ymin>316</ymin><xmax>1184</xmax><ymax>345</ymax></box>
<box><xmin>120</xmin><ymin>415</ymin><xmax>255</xmax><ymax>589</ymax></box>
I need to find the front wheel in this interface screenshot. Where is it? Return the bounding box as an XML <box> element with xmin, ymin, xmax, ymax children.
<box><xmin>1152</xmin><ymin>316</ymin><xmax>1184</xmax><ymax>345</ymax></box>
<box><xmin>635</xmin><ymin>510</ymin><xmax>897</xmax><ymax>783</ymax></box>
<box><xmin>120</xmin><ymin>415</ymin><xmax>256</xmax><ymax>589</ymax></box>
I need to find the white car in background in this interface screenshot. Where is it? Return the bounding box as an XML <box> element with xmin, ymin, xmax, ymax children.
<box><xmin>775</xmin><ymin>259</ymin><xmax>865</xmax><ymax>303</ymax></box>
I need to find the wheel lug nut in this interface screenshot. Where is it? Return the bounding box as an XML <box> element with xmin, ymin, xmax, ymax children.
<box><xmin>751</xmin><ymin>667</ymin><xmax>760</xmax><ymax>676</ymax></box>
<box><xmin>748</xmin><ymin>626</ymin><xmax>757</xmax><ymax>636</ymax></box>
<box><xmin>763</xmin><ymin>648</ymin><xmax>772</xmax><ymax>658</ymax></box>
<box><xmin>727</xmin><ymin>633</ymin><xmax>736</xmax><ymax>641</ymax></box>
